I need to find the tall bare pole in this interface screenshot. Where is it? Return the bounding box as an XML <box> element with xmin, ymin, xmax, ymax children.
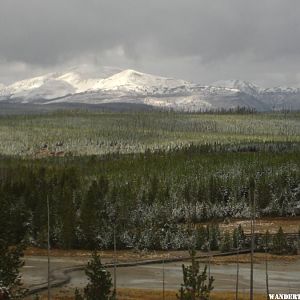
<box><xmin>265</xmin><ymin>248</ymin><xmax>269</xmax><ymax>300</ymax></box>
<box><xmin>264</xmin><ymin>230</ymin><xmax>270</xmax><ymax>300</ymax></box>
<box><xmin>162</xmin><ymin>258</ymin><xmax>165</xmax><ymax>300</ymax></box>
<box><xmin>47</xmin><ymin>196</ymin><xmax>51</xmax><ymax>300</ymax></box>
<box><xmin>208</xmin><ymin>225</ymin><xmax>211</xmax><ymax>300</ymax></box>
<box><xmin>113</xmin><ymin>223</ymin><xmax>117</xmax><ymax>296</ymax></box>
<box><xmin>249</xmin><ymin>178</ymin><xmax>255</xmax><ymax>300</ymax></box>
<box><xmin>235</xmin><ymin>245</ymin><xmax>240</xmax><ymax>300</ymax></box>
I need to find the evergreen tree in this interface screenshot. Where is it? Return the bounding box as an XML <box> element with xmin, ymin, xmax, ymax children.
<box><xmin>74</xmin><ymin>288</ymin><xmax>84</xmax><ymax>300</ymax></box>
<box><xmin>298</xmin><ymin>227</ymin><xmax>300</xmax><ymax>254</ymax></box>
<box><xmin>60</xmin><ymin>185</ymin><xmax>77</xmax><ymax>249</ymax></box>
<box><xmin>80</xmin><ymin>178</ymin><xmax>109</xmax><ymax>249</ymax></box>
<box><xmin>0</xmin><ymin>240</ymin><xmax>27</xmax><ymax>299</ymax></box>
<box><xmin>82</xmin><ymin>251</ymin><xmax>115</xmax><ymax>300</ymax></box>
<box><xmin>177</xmin><ymin>250</ymin><xmax>214</xmax><ymax>300</ymax></box>
<box><xmin>196</xmin><ymin>226</ymin><xmax>207</xmax><ymax>251</ymax></box>
<box><xmin>233</xmin><ymin>225</ymin><xmax>246</xmax><ymax>249</ymax></box>
<box><xmin>257</xmin><ymin>176</ymin><xmax>272</xmax><ymax>209</ymax></box>
<box><xmin>220</xmin><ymin>231</ymin><xmax>233</xmax><ymax>253</ymax></box>
<box><xmin>232</xmin><ymin>227</ymin><xmax>239</xmax><ymax>249</ymax></box>
<box><xmin>207</xmin><ymin>224</ymin><xmax>220</xmax><ymax>251</ymax></box>
<box><xmin>148</xmin><ymin>175</ymin><xmax>159</xmax><ymax>204</ymax></box>
<box><xmin>272</xmin><ymin>227</ymin><xmax>288</xmax><ymax>255</ymax></box>
<box><xmin>263</xmin><ymin>230</ymin><xmax>271</xmax><ymax>251</ymax></box>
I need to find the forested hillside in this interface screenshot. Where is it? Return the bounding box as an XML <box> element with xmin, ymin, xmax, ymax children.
<box><xmin>0</xmin><ymin>111</ymin><xmax>299</xmax><ymax>156</ymax></box>
<box><xmin>1</xmin><ymin>142</ymin><xmax>299</xmax><ymax>250</ymax></box>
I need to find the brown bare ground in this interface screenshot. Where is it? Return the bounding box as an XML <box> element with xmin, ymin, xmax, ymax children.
<box><xmin>24</xmin><ymin>247</ymin><xmax>190</xmax><ymax>262</ymax></box>
<box><xmin>24</xmin><ymin>247</ymin><xmax>299</xmax><ymax>265</ymax></box>
<box><xmin>37</xmin><ymin>289</ymin><xmax>267</xmax><ymax>300</ymax></box>
<box><xmin>217</xmin><ymin>216</ymin><xmax>300</xmax><ymax>234</ymax></box>
<box><xmin>205</xmin><ymin>253</ymin><xmax>300</xmax><ymax>264</ymax></box>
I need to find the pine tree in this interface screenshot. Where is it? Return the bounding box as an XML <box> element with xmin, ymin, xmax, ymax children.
<box><xmin>60</xmin><ymin>185</ymin><xmax>77</xmax><ymax>249</ymax></box>
<box><xmin>80</xmin><ymin>178</ymin><xmax>109</xmax><ymax>249</ymax></box>
<box><xmin>272</xmin><ymin>227</ymin><xmax>288</xmax><ymax>255</ymax></box>
<box><xmin>208</xmin><ymin>224</ymin><xmax>220</xmax><ymax>251</ymax></box>
<box><xmin>298</xmin><ymin>227</ymin><xmax>300</xmax><ymax>254</ymax></box>
<box><xmin>0</xmin><ymin>240</ymin><xmax>27</xmax><ymax>299</ymax></box>
<box><xmin>233</xmin><ymin>225</ymin><xmax>246</xmax><ymax>249</ymax></box>
<box><xmin>83</xmin><ymin>251</ymin><xmax>115</xmax><ymax>300</ymax></box>
<box><xmin>177</xmin><ymin>250</ymin><xmax>214</xmax><ymax>300</ymax></box>
<box><xmin>74</xmin><ymin>288</ymin><xmax>84</xmax><ymax>300</ymax></box>
<box><xmin>196</xmin><ymin>226</ymin><xmax>207</xmax><ymax>251</ymax></box>
<box><xmin>232</xmin><ymin>227</ymin><xmax>239</xmax><ymax>250</ymax></box>
<box><xmin>256</xmin><ymin>176</ymin><xmax>272</xmax><ymax>209</ymax></box>
<box><xmin>220</xmin><ymin>231</ymin><xmax>233</xmax><ymax>253</ymax></box>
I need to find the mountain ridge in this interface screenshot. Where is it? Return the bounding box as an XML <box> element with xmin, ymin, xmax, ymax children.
<box><xmin>0</xmin><ymin>68</ymin><xmax>299</xmax><ymax>111</ymax></box>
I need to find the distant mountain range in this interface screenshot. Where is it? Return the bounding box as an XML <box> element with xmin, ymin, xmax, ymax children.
<box><xmin>1</xmin><ymin>67</ymin><xmax>299</xmax><ymax>111</ymax></box>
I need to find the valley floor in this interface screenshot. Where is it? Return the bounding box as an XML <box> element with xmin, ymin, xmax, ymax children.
<box><xmin>23</xmin><ymin>254</ymin><xmax>300</xmax><ymax>299</ymax></box>
<box><xmin>22</xmin><ymin>217</ymin><xmax>300</xmax><ymax>299</ymax></box>
<box><xmin>36</xmin><ymin>289</ymin><xmax>268</xmax><ymax>300</ymax></box>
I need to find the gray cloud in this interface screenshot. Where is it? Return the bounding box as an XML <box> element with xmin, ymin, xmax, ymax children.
<box><xmin>0</xmin><ymin>0</ymin><xmax>300</xmax><ymax>86</ymax></box>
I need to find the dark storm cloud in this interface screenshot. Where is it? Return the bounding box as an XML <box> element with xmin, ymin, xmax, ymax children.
<box><xmin>0</xmin><ymin>0</ymin><xmax>300</xmax><ymax>86</ymax></box>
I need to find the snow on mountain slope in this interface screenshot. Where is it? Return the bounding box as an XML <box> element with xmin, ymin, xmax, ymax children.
<box><xmin>56</xmin><ymin>65</ymin><xmax>122</xmax><ymax>93</ymax></box>
<box><xmin>22</xmin><ymin>79</ymin><xmax>75</xmax><ymax>102</ymax></box>
<box><xmin>0</xmin><ymin>83</ymin><xmax>5</xmax><ymax>97</ymax></box>
<box><xmin>144</xmin><ymin>95</ymin><xmax>213</xmax><ymax>111</ymax></box>
<box><xmin>0</xmin><ymin>66</ymin><xmax>122</xmax><ymax>100</ymax></box>
<box><xmin>213</xmin><ymin>80</ymin><xmax>260</xmax><ymax>96</ymax></box>
<box><xmin>1</xmin><ymin>73</ymin><xmax>57</xmax><ymax>98</ymax></box>
<box><xmin>0</xmin><ymin>67</ymin><xmax>299</xmax><ymax>111</ymax></box>
<box><xmin>57</xmin><ymin>72</ymin><xmax>101</xmax><ymax>93</ymax></box>
<box><xmin>92</xmin><ymin>69</ymin><xmax>193</xmax><ymax>94</ymax></box>
<box><xmin>257</xmin><ymin>87</ymin><xmax>300</xmax><ymax>110</ymax></box>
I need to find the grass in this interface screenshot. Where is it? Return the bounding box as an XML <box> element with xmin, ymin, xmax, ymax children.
<box><xmin>211</xmin><ymin>216</ymin><xmax>300</xmax><ymax>234</ymax></box>
<box><xmin>24</xmin><ymin>247</ymin><xmax>190</xmax><ymax>261</ymax></box>
<box><xmin>36</xmin><ymin>289</ymin><xmax>267</xmax><ymax>300</ymax></box>
<box><xmin>24</xmin><ymin>248</ymin><xmax>300</xmax><ymax>265</ymax></box>
<box><xmin>208</xmin><ymin>253</ymin><xmax>300</xmax><ymax>264</ymax></box>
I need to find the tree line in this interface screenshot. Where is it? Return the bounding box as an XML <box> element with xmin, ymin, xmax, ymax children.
<box><xmin>0</xmin><ymin>147</ymin><xmax>299</xmax><ymax>251</ymax></box>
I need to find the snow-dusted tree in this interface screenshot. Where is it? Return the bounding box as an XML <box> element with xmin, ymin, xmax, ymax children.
<box><xmin>207</xmin><ymin>224</ymin><xmax>220</xmax><ymax>251</ymax></box>
<box><xmin>77</xmin><ymin>251</ymin><xmax>115</xmax><ymax>300</ymax></box>
<box><xmin>0</xmin><ymin>240</ymin><xmax>27</xmax><ymax>299</ymax></box>
<box><xmin>177</xmin><ymin>250</ymin><xmax>214</xmax><ymax>300</ymax></box>
<box><xmin>233</xmin><ymin>225</ymin><xmax>246</xmax><ymax>249</ymax></box>
<box><xmin>272</xmin><ymin>227</ymin><xmax>288</xmax><ymax>255</ymax></box>
<box><xmin>220</xmin><ymin>231</ymin><xmax>233</xmax><ymax>253</ymax></box>
<box><xmin>196</xmin><ymin>226</ymin><xmax>207</xmax><ymax>251</ymax></box>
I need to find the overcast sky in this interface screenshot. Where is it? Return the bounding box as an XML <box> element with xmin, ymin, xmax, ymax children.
<box><xmin>0</xmin><ymin>0</ymin><xmax>300</xmax><ymax>86</ymax></box>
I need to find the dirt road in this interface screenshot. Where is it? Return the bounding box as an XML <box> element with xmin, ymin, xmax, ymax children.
<box><xmin>22</xmin><ymin>255</ymin><xmax>300</xmax><ymax>294</ymax></box>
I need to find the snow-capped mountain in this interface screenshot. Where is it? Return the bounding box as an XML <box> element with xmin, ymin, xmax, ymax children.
<box><xmin>213</xmin><ymin>80</ymin><xmax>260</xmax><ymax>96</ymax></box>
<box><xmin>212</xmin><ymin>79</ymin><xmax>300</xmax><ymax>110</ymax></box>
<box><xmin>92</xmin><ymin>69</ymin><xmax>193</xmax><ymax>94</ymax></box>
<box><xmin>0</xmin><ymin>68</ymin><xmax>299</xmax><ymax>111</ymax></box>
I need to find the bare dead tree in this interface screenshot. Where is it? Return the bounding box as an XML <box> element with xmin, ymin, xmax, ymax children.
<box><xmin>47</xmin><ymin>196</ymin><xmax>51</xmax><ymax>300</ymax></box>
<box><xmin>249</xmin><ymin>178</ymin><xmax>255</xmax><ymax>300</ymax></box>
<box><xmin>162</xmin><ymin>258</ymin><xmax>165</xmax><ymax>300</ymax></box>
<box><xmin>113</xmin><ymin>223</ymin><xmax>117</xmax><ymax>296</ymax></box>
<box><xmin>265</xmin><ymin>231</ymin><xmax>270</xmax><ymax>300</ymax></box>
<box><xmin>207</xmin><ymin>225</ymin><xmax>211</xmax><ymax>300</ymax></box>
<box><xmin>235</xmin><ymin>239</ymin><xmax>240</xmax><ymax>300</ymax></box>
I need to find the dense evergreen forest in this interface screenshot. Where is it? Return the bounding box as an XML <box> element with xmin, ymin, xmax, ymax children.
<box><xmin>0</xmin><ymin>141</ymin><xmax>299</xmax><ymax>250</ymax></box>
<box><xmin>0</xmin><ymin>110</ymin><xmax>299</xmax><ymax>156</ymax></box>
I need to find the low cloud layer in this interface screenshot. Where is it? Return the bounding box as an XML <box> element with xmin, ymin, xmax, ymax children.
<box><xmin>1</xmin><ymin>0</ymin><xmax>300</xmax><ymax>86</ymax></box>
